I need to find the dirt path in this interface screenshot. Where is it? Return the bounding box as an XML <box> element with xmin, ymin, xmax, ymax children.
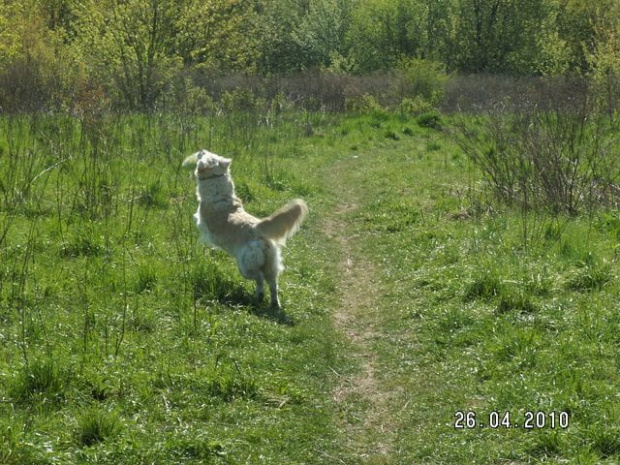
<box><xmin>322</xmin><ymin>158</ymin><xmax>398</xmax><ymax>463</ymax></box>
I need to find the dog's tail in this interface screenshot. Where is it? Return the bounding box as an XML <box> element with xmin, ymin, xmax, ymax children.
<box><xmin>255</xmin><ymin>199</ymin><xmax>308</xmax><ymax>244</ymax></box>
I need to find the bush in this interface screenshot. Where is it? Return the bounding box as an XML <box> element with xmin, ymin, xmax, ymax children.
<box><xmin>566</xmin><ymin>262</ymin><xmax>614</xmax><ymax>291</ymax></box>
<box><xmin>399</xmin><ymin>96</ymin><xmax>434</xmax><ymax>116</ymax></box>
<box><xmin>345</xmin><ymin>93</ymin><xmax>385</xmax><ymax>114</ymax></box>
<box><xmin>451</xmin><ymin>91</ymin><xmax>620</xmax><ymax>214</ymax></box>
<box><xmin>221</xmin><ymin>89</ymin><xmax>263</xmax><ymax>113</ymax></box>
<box><xmin>395</xmin><ymin>59</ymin><xmax>448</xmax><ymax>105</ymax></box>
<box><xmin>463</xmin><ymin>272</ymin><xmax>503</xmax><ymax>301</ymax></box>
<box><xmin>417</xmin><ymin>111</ymin><xmax>442</xmax><ymax>129</ymax></box>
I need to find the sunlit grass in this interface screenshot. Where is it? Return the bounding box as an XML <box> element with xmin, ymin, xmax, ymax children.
<box><xmin>335</xmin><ymin>114</ymin><xmax>620</xmax><ymax>463</ymax></box>
<box><xmin>1</xmin><ymin>109</ymin><xmax>620</xmax><ymax>463</ymax></box>
<box><xmin>0</xmin><ymin>111</ymin><xmax>342</xmax><ymax>463</ymax></box>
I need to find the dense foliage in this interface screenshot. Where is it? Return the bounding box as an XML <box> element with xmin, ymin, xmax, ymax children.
<box><xmin>2</xmin><ymin>0</ymin><xmax>620</xmax><ymax>111</ymax></box>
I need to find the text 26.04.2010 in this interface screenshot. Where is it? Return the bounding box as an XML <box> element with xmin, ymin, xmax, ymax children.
<box><xmin>454</xmin><ymin>411</ymin><xmax>570</xmax><ymax>430</ymax></box>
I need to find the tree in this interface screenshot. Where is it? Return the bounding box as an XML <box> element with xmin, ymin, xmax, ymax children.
<box><xmin>449</xmin><ymin>0</ymin><xmax>558</xmax><ymax>74</ymax></box>
<box><xmin>254</xmin><ymin>0</ymin><xmax>308</xmax><ymax>72</ymax></box>
<box><xmin>585</xmin><ymin>1</ymin><xmax>620</xmax><ymax>113</ymax></box>
<box><xmin>0</xmin><ymin>1</ymin><xmax>84</xmax><ymax>111</ymax></box>
<box><xmin>418</xmin><ymin>0</ymin><xmax>454</xmax><ymax>62</ymax></box>
<box><xmin>291</xmin><ymin>0</ymin><xmax>351</xmax><ymax>69</ymax></box>
<box><xmin>347</xmin><ymin>0</ymin><xmax>426</xmax><ymax>71</ymax></box>
<box><xmin>0</xmin><ymin>3</ymin><xmax>20</xmax><ymax>66</ymax></box>
<box><xmin>174</xmin><ymin>0</ymin><xmax>261</xmax><ymax>71</ymax></box>
<box><xmin>76</xmin><ymin>0</ymin><xmax>183</xmax><ymax>110</ymax></box>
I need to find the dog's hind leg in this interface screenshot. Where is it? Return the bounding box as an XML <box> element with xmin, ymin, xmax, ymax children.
<box><xmin>267</xmin><ymin>276</ymin><xmax>280</xmax><ymax>309</ymax></box>
<box><xmin>262</xmin><ymin>241</ymin><xmax>283</xmax><ymax>309</ymax></box>
<box><xmin>237</xmin><ymin>240</ymin><xmax>267</xmax><ymax>303</ymax></box>
<box><xmin>255</xmin><ymin>274</ymin><xmax>265</xmax><ymax>302</ymax></box>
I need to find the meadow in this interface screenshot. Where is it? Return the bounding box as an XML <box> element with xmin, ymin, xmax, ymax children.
<box><xmin>1</xmin><ymin>105</ymin><xmax>620</xmax><ymax>464</ymax></box>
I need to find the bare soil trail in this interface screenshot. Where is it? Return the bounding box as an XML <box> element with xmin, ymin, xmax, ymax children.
<box><xmin>322</xmin><ymin>156</ymin><xmax>399</xmax><ymax>463</ymax></box>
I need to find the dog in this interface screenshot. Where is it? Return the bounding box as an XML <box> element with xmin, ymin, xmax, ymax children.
<box><xmin>189</xmin><ymin>149</ymin><xmax>308</xmax><ymax>309</ymax></box>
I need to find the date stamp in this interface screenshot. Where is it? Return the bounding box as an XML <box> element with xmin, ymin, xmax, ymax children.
<box><xmin>454</xmin><ymin>410</ymin><xmax>570</xmax><ymax>430</ymax></box>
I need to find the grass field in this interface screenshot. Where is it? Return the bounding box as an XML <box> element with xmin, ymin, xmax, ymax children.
<box><xmin>1</xmin><ymin>109</ymin><xmax>619</xmax><ymax>463</ymax></box>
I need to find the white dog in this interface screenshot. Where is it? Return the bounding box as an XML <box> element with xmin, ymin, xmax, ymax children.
<box><xmin>189</xmin><ymin>150</ymin><xmax>308</xmax><ymax>309</ymax></box>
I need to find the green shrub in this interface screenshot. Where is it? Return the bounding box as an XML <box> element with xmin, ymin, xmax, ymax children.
<box><xmin>417</xmin><ymin>111</ymin><xmax>442</xmax><ymax>129</ymax></box>
<box><xmin>495</xmin><ymin>292</ymin><xmax>538</xmax><ymax>314</ymax></box>
<box><xmin>384</xmin><ymin>129</ymin><xmax>400</xmax><ymax>140</ymax></box>
<box><xmin>395</xmin><ymin>58</ymin><xmax>448</xmax><ymax>105</ymax></box>
<box><xmin>207</xmin><ymin>373</ymin><xmax>258</xmax><ymax>402</ymax></box>
<box><xmin>452</xmin><ymin>102</ymin><xmax>620</xmax><ymax>214</ymax></box>
<box><xmin>345</xmin><ymin>93</ymin><xmax>385</xmax><ymax>115</ymax></box>
<box><xmin>399</xmin><ymin>96</ymin><xmax>434</xmax><ymax>116</ymax></box>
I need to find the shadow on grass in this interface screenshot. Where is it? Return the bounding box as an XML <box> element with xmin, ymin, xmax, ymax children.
<box><xmin>249</xmin><ymin>303</ymin><xmax>295</xmax><ymax>326</ymax></box>
<box><xmin>216</xmin><ymin>289</ymin><xmax>295</xmax><ymax>326</ymax></box>
<box><xmin>194</xmin><ymin>275</ymin><xmax>295</xmax><ymax>326</ymax></box>
<box><xmin>191</xmin><ymin>257</ymin><xmax>295</xmax><ymax>325</ymax></box>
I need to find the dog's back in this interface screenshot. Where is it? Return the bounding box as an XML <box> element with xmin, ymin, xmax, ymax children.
<box><xmin>198</xmin><ymin>203</ymin><xmax>260</xmax><ymax>255</ymax></box>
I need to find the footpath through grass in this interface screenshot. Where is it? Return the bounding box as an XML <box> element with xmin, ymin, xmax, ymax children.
<box><xmin>1</xmin><ymin>111</ymin><xmax>620</xmax><ymax>463</ymax></box>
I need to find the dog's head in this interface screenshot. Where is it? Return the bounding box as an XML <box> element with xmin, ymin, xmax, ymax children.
<box><xmin>194</xmin><ymin>150</ymin><xmax>232</xmax><ymax>180</ymax></box>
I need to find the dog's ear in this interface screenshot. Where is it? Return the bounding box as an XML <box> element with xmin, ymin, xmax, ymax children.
<box><xmin>220</xmin><ymin>158</ymin><xmax>232</xmax><ymax>170</ymax></box>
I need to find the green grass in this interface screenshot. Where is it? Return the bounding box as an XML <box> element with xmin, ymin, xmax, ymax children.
<box><xmin>328</xmin><ymin>114</ymin><xmax>620</xmax><ymax>463</ymax></box>
<box><xmin>0</xmin><ymin>112</ymin><xmax>344</xmax><ymax>463</ymax></box>
<box><xmin>1</xmin><ymin>109</ymin><xmax>620</xmax><ymax>463</ymax></box>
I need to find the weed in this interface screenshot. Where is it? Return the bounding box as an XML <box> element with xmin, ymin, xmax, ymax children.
<box><xmin>190</xmin><ymin>259</ymin><xmax>247</xmax><ymax>304</ymax></box>
<box><xmin>172</xmin><ymin>436</ymin><xmax>226</xmax><ymax>461</ymax></box>
<box><xmin>137</xmin><ymin>181</ymin><xmax>168</xmax><ymax>209</ymax></box>
<box><xmin>59</xmin><ymin>237</ymin><xmax>105</xmax><ymax>258</ymax></box>
<box><xmin>235</xmin><ymin>182</ymin><xmax>254</xmax><ymax>203</ymax></box>
<box><xmin>589</xmin><ymin>426</ymin><xmax>620</xmax><ymax>458</ymax></box>
<box><xmin>527</xmin><ymin>431</ymin><xmax>563</xmax><ymax>458</ymax></box>
<box><xmin>135</xmin><ymin>263</ymin><xmax>158</xmax><ymax>293</ymax></box>
<box><xmin>384</xmin><ymin>129</ymin><xmax>400</xmax><ymax>140</ymax></box>
<box><xmin>206</xmin><ymin>372</ymin><xmax>258</xmax><ymax>402</ymax></box>
<box><xmin>426</xmin><ymin>139</ymin><xmax>442</xmax><ymax>152</ymax></box>
<box><xmin>84</xmin><ymin>376</ymin><xmax>114</xmax><ymax>402</ymax></box>
<box><xmin>566</xmin><ymin>262</ymin><xmax>614</xmax><ymax>291</ymax></box>
<box><xmin>495</xmin><ymin>291</ymin><xmax>538</xmax><ymax>314</ymax></box>
<box><xmin>12</xmin><ymin>359</ymin><xmax>68</xmax><ymax>403</ymax></box>
<box><xmin>463</xmin><ymin>272</ymin><xmax>503</xmax><ymax>301</ymax></box>
<box><xmin>129</xmin><ymin>311</ymin><xmax>157</xmax><ymax>334</ymax></box>
<box><xmin>75</xmin><ymin>407</ymin><xmax>122</xmax><ymax>447</ymax></box>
